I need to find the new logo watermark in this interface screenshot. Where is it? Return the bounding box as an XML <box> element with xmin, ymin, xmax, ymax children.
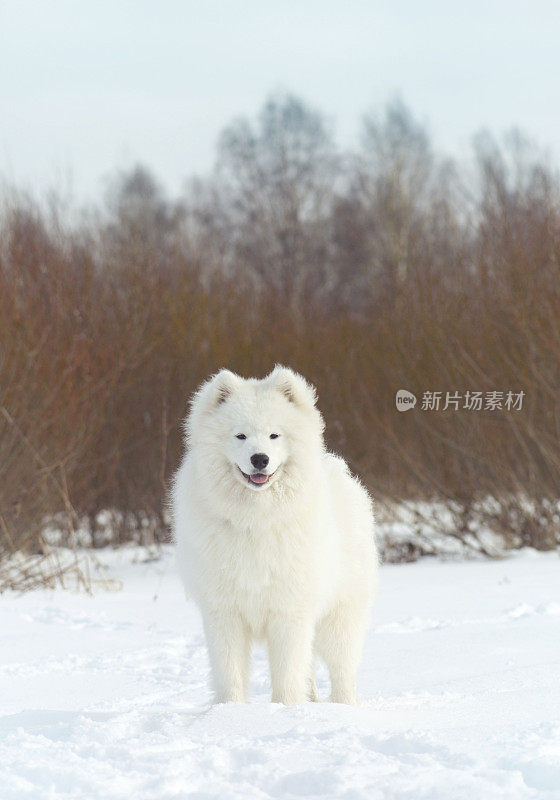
<box><xmin>395</xmin><ymin>390</ymin><xmax>525</xmax><ymax>412</ymax></box>
<box><xmin>395</xmin><ymin>389</ymin><xmax>417</xmax><ymax>411</ymax></box>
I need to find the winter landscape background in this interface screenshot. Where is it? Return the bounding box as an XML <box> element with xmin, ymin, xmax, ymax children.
<box><xmin>2</xmin><ymin>89</ymin><xmax>560</xmax><ymax>798</ymax></box>
<box><xmin>2</xmin><ymin>1</ymin><xmax>560</xmax><ymax>796</ymax></box>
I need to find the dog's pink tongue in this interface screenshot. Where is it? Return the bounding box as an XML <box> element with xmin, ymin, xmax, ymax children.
<box><xmin>250</xmin><ymin>473</ymin><xmax>269</xmax><ymax>484</ymax></box>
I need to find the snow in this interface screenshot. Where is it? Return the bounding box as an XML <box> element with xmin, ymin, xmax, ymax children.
<box><xmin>1</xmin><ymin>547</ymin><xmax>559</xmax><ymax>799</ymax></box>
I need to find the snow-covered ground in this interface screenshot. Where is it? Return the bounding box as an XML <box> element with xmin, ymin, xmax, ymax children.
<box><xmin>1</xmin><ymin>547</ymin><xmax>559</xmax><ymax>800</ymax></box>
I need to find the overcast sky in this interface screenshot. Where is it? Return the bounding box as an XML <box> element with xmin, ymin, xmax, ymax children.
<box><xmin>1</xmin><ymin>0</ymin><xmax>559</xmax><ymax>204</ymax></box>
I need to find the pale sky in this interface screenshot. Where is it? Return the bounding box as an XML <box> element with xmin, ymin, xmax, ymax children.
<box><xmin>1</xmin><ymin>0</ymin><xmax>559</xmax><ymax>204</ymax></box>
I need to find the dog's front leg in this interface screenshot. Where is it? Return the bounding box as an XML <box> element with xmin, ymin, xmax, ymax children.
<box><xmin>267</xmin><ymin>615</ymin><xmax>314</xmax><ymax>704</ymax></box>
<box><xmin>203</xmin><ymin>608</ymin><xmax>250</xmax><ymax>703</ymax></box>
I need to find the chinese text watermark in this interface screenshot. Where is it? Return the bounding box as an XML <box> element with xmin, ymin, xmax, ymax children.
<box><xmin>396</xmin><ymin>390</ymin><xmax>525</xmax><ymax>412</ymax></box>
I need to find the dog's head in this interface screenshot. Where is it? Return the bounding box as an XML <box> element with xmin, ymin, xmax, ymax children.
<box><xmin>186</xmin><ymin>365</ymin><xmax>324</xmax><ymax>493</ymax></box>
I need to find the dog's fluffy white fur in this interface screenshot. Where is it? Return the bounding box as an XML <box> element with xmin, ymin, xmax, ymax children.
<box><xmin>171</xmin><ymin>366</ymin><xmax>378</xmax><ymax>705</ymax></box>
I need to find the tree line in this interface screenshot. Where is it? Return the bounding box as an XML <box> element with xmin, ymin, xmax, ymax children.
<box><xmin>1</xmin><ymin>93</ymin><xmax>559</xmax><ymax>567</ymax></box>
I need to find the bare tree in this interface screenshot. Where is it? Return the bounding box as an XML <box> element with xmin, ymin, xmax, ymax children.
<box><xmin>336</xmin><ymin>98</ymin><xmax>460</xmax><ymax>306</ymax></box>
<box><xmin>212</xmin><ymin>93</ymin><xmax>340</xmax><ymax>309</ymax></box>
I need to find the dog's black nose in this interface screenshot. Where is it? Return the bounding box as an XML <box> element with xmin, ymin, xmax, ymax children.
<box><xmin>251</xmin><ymin>453</ymin><xmax>269</xmax><ymax>471</ymax></box>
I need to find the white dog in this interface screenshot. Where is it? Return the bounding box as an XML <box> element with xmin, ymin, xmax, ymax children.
<box><xmin>171</xmin><ymin>366</ymin><xmax>378</xmax><ymax>705</ymax></box>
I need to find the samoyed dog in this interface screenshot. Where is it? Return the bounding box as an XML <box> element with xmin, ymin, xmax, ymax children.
<box><xmin>171</xmin><ymin>366</ymin><xmax>378</xmax><ymax>705</ymax></box>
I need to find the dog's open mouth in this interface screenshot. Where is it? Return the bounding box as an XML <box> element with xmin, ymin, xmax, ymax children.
<box><xmin>237</xmin><ymin>467</ymin><xmax>276</xmax><ymax>486</ymax></box>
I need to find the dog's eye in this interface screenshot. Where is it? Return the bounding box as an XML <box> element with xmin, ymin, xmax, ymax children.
<box><xmin>235</xmin><ymin>433</ymin><xmax>247</xmax><ymax>440</ymax></box>
<box><xmin>270</xmin><ymin>433</ymin><xmax>280</xmax><ymax>439</ymax></box>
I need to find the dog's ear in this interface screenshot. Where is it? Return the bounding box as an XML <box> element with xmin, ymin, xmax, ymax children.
<box><xmin>200</xmin><ymin>369</ymin><xmax>241</xmax><ymax>408</ymax></box>
<box><xmin>184</xmin><ymin>369</ymin><xmax>242</xmax><ymax>444</ymax></box>
<box><xmin>267</xmin><ymin>365</ymin><xmax>318</xmax><ymax>409</ymax></box>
